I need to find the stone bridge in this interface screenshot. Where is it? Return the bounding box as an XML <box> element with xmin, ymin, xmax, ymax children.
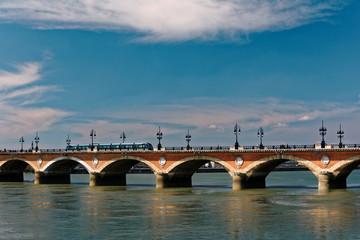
<box><xmin>1</xmin><ymin>147</ymin><xmax>360</xmax><ymax>191</ymax></box>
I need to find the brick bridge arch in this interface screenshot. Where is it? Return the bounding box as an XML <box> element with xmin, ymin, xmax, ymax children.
<box><xmin>156</xmin><ymin>156</ymin><xmax>235</xmax><ymax>188</ymax></box>
<box><xmin>41</xmin><ymin>156</ymin><xmax>94</xmax><ymax>173</ymax></box>
<box><xmin>323</xmin><ymin>155</ymin><xmax>360</xmax><ymax>189</ymax></box>
<box><xmin>98</xmin><ymin>155</ymin><xmax>160</xmax><ymax>173</ymax></box>
<box><xmin>0</xmin><ymin>157</ymin><xmax>38</xmax><ymax>182</ymax></box>
<box><xmin>233</xmin><ymin>154</ymin><xmax>322</xmax><ymax>189</ymax></box>
<box><xmin>91</xmin><ymin>156</ymin><xmax>160</xmax><ymax>186</ymax></box>
<box><xmin>35</xmin><ymin>156</ymin><xmax>94</xmax><ymax>184</ymax></box>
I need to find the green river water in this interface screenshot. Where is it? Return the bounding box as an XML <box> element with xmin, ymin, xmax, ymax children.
<box><xmin>1</xmin><ymin>171</ymin><xmax>360</xmax><ymax>239</ymax></box>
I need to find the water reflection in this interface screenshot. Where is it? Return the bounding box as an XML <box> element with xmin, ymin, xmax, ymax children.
<box><xmin>298</xmin><ymin>190</ymin><xmax>359</xmax><ymax>239</ymax></box>
<box><xmin>0</xmin><ymin>173</ymin><xmax>360</xmax><ymax>239</ymax></box>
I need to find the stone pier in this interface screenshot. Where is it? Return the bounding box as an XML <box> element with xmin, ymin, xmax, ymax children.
<box><xmin>232</xmin><ymin>173</ymin><xmax>266</xmax><ymax>190</ymax></box>
<box><xmin>89</xmin><ymin>172</ymin><xmax>126</xmax><ymax>186</ymax></box>
<box><xmin>34</xmin><ymin>171</ymin><xmax>71</xmax><ymax>184</ymax></box>
<box><xmin>156</xmin><ymin>173</ymin><xmax>192</xmax><ymax>188</ymax></box>
<box><xmin>318</xmin><ymin>171</ymin><xmax>347</xmax><ymax>191</ymax></box>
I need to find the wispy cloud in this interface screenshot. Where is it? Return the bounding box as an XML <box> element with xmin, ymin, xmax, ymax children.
<box><xmin>0</xmin><ymin>0</ymin><xmax>346</xmax><ymax>42</ymax></box>
<box><xmin>0</xmin><ymin>63</ymin><xmax>41</xmax><ymax>90</ymax></box>
<box><xmin>0</xmin><ymin>62</ymin><xmax>71</xmax><ymax>139</ymax></box>
<box><xmin>0</xmin><ymin>85</ymin><xmax>60</xmax><ymax>105</ymax></box>
<box><xmin>66</xmin><ymin>98</ymin><xmax>360</xmax><ymax>145</ymax></box>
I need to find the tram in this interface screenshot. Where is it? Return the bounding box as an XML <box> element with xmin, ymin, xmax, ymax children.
<box><xmin>65</xmin><ymin>142</ymin><xmax>153</xmax><ymax>151</ymax></box>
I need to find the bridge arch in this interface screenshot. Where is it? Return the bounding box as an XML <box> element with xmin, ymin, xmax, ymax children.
<box><xmin>156</xmin><ymin>155</ymin><xmax>234</xmax><ymax>188</ymax></box>
<box><xmin>329</xmin><ymin>155</ymin><xmax>360</xmax><ymax>186</ymax></box>
<box><xmin>35</xmin><ymin>156</ymin><xmax>94</xmax><ymax>185</ymax></box>
<box><xmin>97</xmin><ymin>155</ymin><xmax>159</xmax><ymax>174</ymax></box>
<box><xmin>234</xmin><ymin>154</ymin><xmax>322</xmax><ymax>189</ymax></box>
<box><xmin>90</xmin><ymin>156</ymin><xmax>159</xmax><ymax>186</ymax></box>
<box><xmin>0</xmin><ymin>157</ymin><xmax>38</xmax><ymax>182</ymax></box>
<box><xmin>242</xmin><ymin>154</ymin><xmax>322</xmax><ymax>178</ymax></box>
<box><xmin>0</xmin><ymin>157</ymin><xmax>39</xmax><ymax>171</ymax></box>
<box><xmin>165</xmin><ymin>155</ymin><xmax>234</xmax><ymax>174</ymax></box>
<box><xmin>40</xmin><ymin>156</ymin><xmax>93</xmax><ymax>173</ymax></box>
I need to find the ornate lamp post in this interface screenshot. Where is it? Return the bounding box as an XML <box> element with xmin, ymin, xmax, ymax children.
<box><xmin>66</xmin><ymin>134</ymin><xmax>71</xmax><ymax>147</ymax></box>
<box><xmin>186</xmin><ymin>129</ymin><xmax>191</xmax><ymax>150</ymax></box>
<box><xmin>90</xmin><ymin>129</ymin><xmax>96</xmax><ymax>151</ymax></box>
<box><xmin>19</xmin><ymin>136</ymin><xmax>24</xmax><ymax>152</ymax></box>
<box><xmin>156</xmin><ymin>126</ymin><xmax>163</xmax><ymax>150</ymax></box>
<box><xmin>257</xmin><ymin>127</ymin><xmax>264</xmax><ymax>149</ymax></box>
<box><xmin>120</xmin><ymin>132</ymin><xmax>126</xmax><ymax>143</ymax></box>
<box><xmin>234</xmin><ymin>123</ymin><xmax>241</xmax><ymax>150</ymax></box>
<box><xmin>337</xmin><ymin>124</ymin><xmax>344</xmax><ymax>148</ymax></box>
<box><xmin>319</xmin><ymin>120</ymin><xmax>327</xmax><ymax>148</ymax></box>
<box><xmin>34</xmin><ymin>132</ymin><xmax>40</xmax><ymax>152</ymax></box>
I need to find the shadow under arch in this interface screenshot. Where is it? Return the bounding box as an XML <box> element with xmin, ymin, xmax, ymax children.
<box><xmin>91</xmin><ymin>156</ymin><xmax>159</xmax><ymax>186</ymax></box>
<box><xmin>328</xmin><ymin>155</ymin><xmax>360</xmax><ymax>188</ymax></box>
<box><xmin>36</xmin><ymin>156</ymin><xmax>92</xmax><ymax>184</ymax></box>
<box><xmin>0</xmin><ymin>157</ymin><xmax>38</xmax><ymax>182</ymax></box>
<box><xmin>157</xmin><ymin>156</ymin><xmax>234</xmax><ymax>188</ymax></box>
<box><xmin>41</xmin><ymin>156</ymin><xmax>93</xmax><ymax>173</ymax></box>
<box><xmin>98</xmin><ymin>155</ymin><xmax>159</xmax><ymax>174</ymax></box>
<box><xmin>237</xmin><ymin>154</ymin><xmax>322</xmax><ymax>189</ymax></box>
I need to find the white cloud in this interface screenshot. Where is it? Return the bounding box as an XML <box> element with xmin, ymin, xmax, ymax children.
<box><xmin>0</xmin><ymin>107</ymin><xmax>70</xmax><ymax>137</ymax></box>
<box><xmin>0</xmin><ymin>85</ymin><xmax>60</xmax><ymax>105</ymax></box>
<box><xmin>0</xmin><ymin>0</ymin><xmax>346</xmax><ymax>42</ymax></box>
<box><xmin>299</xmin><ymin>115</ymin><xmax>312</xmax><ymax>121</ymax></box>
<box><xmin>209</xmin><ymin>124</ymin><xmax>217</xmax><ymax>129</ymax></box>
<box><xmin>0</xmin><ymin>62</ymin><xmax>71</xmax><ymax>139</ymax></box>
<box><xmin>208</xmin><ymin>124</ymin><xmax>225</xmax><ymax>132</ymax></box>
<box><xmin>73</xmin><ymin>98</ymin><xmax>358</xmax><ymax>145</ymax></box>
<box><xmin>0</xmin><ymin>63</ymin><xmax>41</xmax><ymax>90</ymax></box>
<box><xmin>274</xmin><ymin>122</ymin><xmax>288</xmax><ymax>127</ymax></box>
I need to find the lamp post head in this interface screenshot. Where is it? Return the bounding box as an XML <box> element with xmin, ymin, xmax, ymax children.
<box><xmin>257</xmin><ymin>127</ymin><xmax>264</xmax><ymax>149</ymax></box>
<box><xmin>19</xmin><ymin>136</ymin><xmax>24</xmax><ymax>152</ymax></box>
<box><xmin>90</xmin><ymin>129</ymin><xmax>96</xmax><ymax>137</ymax></box>
<box><xmin>234</xmin><ymin>123</ymin><xmax>240</xmax><ymax>134</ymax></box>
<box><xmin>319</xmin><ymin>120</ymin><xmax>327</xmax><ymax>148</ymax></box>
<box><xmin>120</xmin><ymin>132</ymin><xmax>126</xmax><ymax>143</ymax></box>
<box><xmin>90</xmin><ymin>129</ymin><xmax>96</xmax><ymax>150</ymax></box>
<box><xmin>186</xmin><ymin>129</ymin><xmax>191</xmax><ymax>150</ymax></box>
<box><xmin>34</xmin><ymin>132</ymin><xmax>40</xmax><ymax>151</ymax></box>
<box><xmin>186</xmin><ymin>129</ymin><xmax>191</xmax><ymax>140</ymax></box>
<box><xmin>319</xmin><ymin>120</ymin><xmax>327</xmax><ymax>135</ymax></box>
<box><xmin>157</xmin><ymin>126</ymin><xmax>163</xmax><ymax>150</ymax></box>
<box><xmin>337</xmin><ymin>124</ymin><xmax>344</xmax><ymax>148</ymax></box>
<box><xmin>234</xmin><ymin>123</ymin><xmax>241</xmax><ymax>149</ymax></box>
<box><xmin>157</xmin><ymin>126</ymin><xmax>163</xmax><ymax>140</ymax></box>
<box><xmin>66</xmin><ymin>134</ymin><xmax>71</xmax><ymax>146</ymax></box>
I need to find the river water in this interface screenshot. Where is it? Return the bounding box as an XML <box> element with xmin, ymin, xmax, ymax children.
<box><xmin>2</xmin><ymin>171</ymin><xmax>360</xmax><ymax>239</ymax></box>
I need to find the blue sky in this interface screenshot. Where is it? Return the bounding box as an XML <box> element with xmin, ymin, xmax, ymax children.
<box><xmin>0</xmin><ymin>0</ymin><xmax>359</xmax><ymax>149</ymax></box>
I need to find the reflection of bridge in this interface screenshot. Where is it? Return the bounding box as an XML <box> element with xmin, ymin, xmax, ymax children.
<box><xmin>1</xmin><ymin>146</ymin><xmax>360</xmax><ymax>191</ymax></box>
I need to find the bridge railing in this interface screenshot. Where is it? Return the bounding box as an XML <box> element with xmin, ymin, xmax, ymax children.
<box><xmin>264</xmin><ymin>144</ymin><xmax>316</xmax><ymax>150</ymax></box>
<box><xmin>165</xmin><ymin>147</ymin><xmax>184</xmax><ymax>151</ymax></box>
<box><xmin>3</xmin><ymin>143</ymin><xmax>360</xmax><ymax>153</ymax></box>
<box><xmin>345</xmin><ymin>144</ymin><xmax>360</xmax><ymax>148</ymax></box>
<box><xmin>193</xmin><ymin>146</ymin><xmax>230</xmax><ymax>150</ymax></box>
<box><xmin>331</xmin><ymin>144</ymin><xmax>360</xmax><ymax>148</ymax></box>
<box><xmin>41</xmin><ymin>148</ymin><xmax>65</xmax><ymax>152</ymax></box>
<box><xmin>164</xmin><ymin>146</ymin><xmax>230</xmax><ymax>151</ymax></box>
<box><xmin>243</xmin><ymin>144</ymin><xmax>317</xmax><ymax>150</ymax></box>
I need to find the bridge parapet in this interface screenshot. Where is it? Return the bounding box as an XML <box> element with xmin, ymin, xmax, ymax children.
<box><xmin>3</xmin><ymin>148</ymin><xmax>360</xmax><ymax>155</ymax></box>
<box><xmin>1</xmin><ymin>143</ymin><xmax>360</xmax><ymax>154</ymax></box>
